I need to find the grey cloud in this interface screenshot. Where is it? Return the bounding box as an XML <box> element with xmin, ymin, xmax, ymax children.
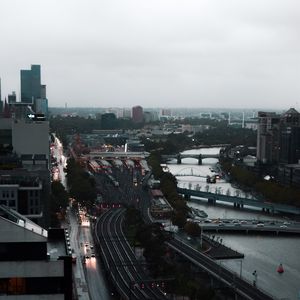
<box><xmin>0</xmin><ymin>0</ymin><xmax>299</xmax><ymax>109</ymax></box>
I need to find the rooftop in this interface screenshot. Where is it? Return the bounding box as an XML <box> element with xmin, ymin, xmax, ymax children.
<box><xmin>0</xmin><ymin>204</ymin><xmax>47</xmax><ymax>239</ymax></box>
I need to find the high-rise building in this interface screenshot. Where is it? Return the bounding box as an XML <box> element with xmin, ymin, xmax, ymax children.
<box><xmin>257</xmin><ymin>108</ymin><xmax>300</xmax><ymax>165</ymax></box>
<box><xmin>256</xmin><ymin>111</ymin><xmax>280</xmax><ymax>164</ymax></box>
<box><xmin>8</xmin><ymin>91</ymin><xmax>17</xmax><ymax>103</ymax></box>
<box><xmin>279</xmin><ymin>108</ymin><xmax>300</xmax><ymax>164</ymax></box>
<box><xmin>35</xmin><ymin>98</ymin><xmax>49</xmax><ymax>117</ymax></box>
<box><xmin>132</xmin><ymin>105</ymin><xmax>143</xmax><ymax>123</ymax></box>
<box><xmin>20</xmin><ymin>65</ymin><xmax>41</xmax><ymax>103</ymax></box>
<box><xmin>40</xmin><ymin>84</ymin><xmax>46</xmax><ymax>99</ymax></box>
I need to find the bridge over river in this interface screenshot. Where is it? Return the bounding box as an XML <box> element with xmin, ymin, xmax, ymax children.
<box><xmin>199</xmin><ymin>219</ymin><xmax>300</xmax><ymax>235</ymax></box>
<box><xmin>177</xmin><ymin>187</ymin><xmax>300</xmax><ymax>215</ymax></box>
<box><xmin>162</xmin><ymin>152</ymin><xmax>220</xmax><ymax>164</ymax></box>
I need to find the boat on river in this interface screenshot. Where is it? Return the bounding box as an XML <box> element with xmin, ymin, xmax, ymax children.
<box><xmin>277</xmin><ymin>263</ymin><xmax>284</xmax><ymax>274</ymax></box>
<box><xmin>189</xmin><ymin>207</ymin><xmax>208</xmax><ymax>219</ymax></box>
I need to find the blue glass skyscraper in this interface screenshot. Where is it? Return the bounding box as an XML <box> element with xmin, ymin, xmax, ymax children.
<box><xmin>20</xmin><ymin>65</ymin><xmax>41</xmax><ymax>103</ymax></box>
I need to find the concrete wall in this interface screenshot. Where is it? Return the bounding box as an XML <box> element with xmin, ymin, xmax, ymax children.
<box><xmin>12</xmin><ymin>120</ymin><xmax>49</xmax><ymax>159</ymax></box>
<box><xmin>0</xmin><ymin>218</ymin><xmax>47</xmax><ymax>243</ymax></box>
<box><xmin>0</xmin><ymin>260</ymin><xmax>64</xmax><ymax>278</ymax></box>
<box><xmin>0</xmin><ymin>295</ymin><xmax>64</xmax><ymax>300</ymax></box>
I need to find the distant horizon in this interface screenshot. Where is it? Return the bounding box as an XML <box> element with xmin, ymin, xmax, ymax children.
<box><xmin>48</xmin><ymin>106</ymin><xmax>293</xmax><ymax>112</ymax></box>
<box><xmin>1</xmin><ymin>0</ymin><xmax>299</xmax><ymax>109</ymax></box>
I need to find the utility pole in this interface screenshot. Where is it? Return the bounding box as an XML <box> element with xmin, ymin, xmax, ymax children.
<box><xmin>239</xmin><ymin>259</ymin><xmax>243</xmax><ymax>278</ymax></box>
<box><xmin>252</xmin><ymin>270</ymin><xmax>257</xmax><ymax>287</ymax></box>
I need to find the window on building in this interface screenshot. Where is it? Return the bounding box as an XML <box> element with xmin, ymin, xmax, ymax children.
<box><xmin>9</xmin><ymin>200</ymin><xmax>16</xmax><ymax>207</ymax></box>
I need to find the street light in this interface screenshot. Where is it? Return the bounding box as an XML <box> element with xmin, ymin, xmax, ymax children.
<box><xmin>239</xmin><ymin>259</ymin><xmax>243</xmax><ymax>278</ymax></box>
<box><xmin>252</xmin><ymin>270</ymin><xmax>257</xmax><ymax>287</ymax></box>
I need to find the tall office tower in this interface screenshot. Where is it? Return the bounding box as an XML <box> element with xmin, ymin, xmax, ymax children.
<box><xmin>35</xmin><ymin>98</ymin><xmax>48</xmax><ymax>117</ymax></box>
<box><xmin>20</xmin><ymin>65</ymin><xmax>41</xmax><ymax>103</ymax></box>
<box><xmin>279</xmin><ymin>108</ymin><xmax>300</xmax><ymax>164</ymax></box>
<box><xmin>8</xmin><ymin>91</ymin><xmax>17</xmax><ymax>103</ymax></box>
<box><xmin>0</xmin><ymin>78</ymin><xmax>2</xmax><ymax>114</ymax></box>
<box><xmin>256</xmin><ymin>111</ymin><xmax>280</xmax><ymax>164</ymax></box>
<box><xmin>40</xmin><ymin>84</ymin><xmax>46</xmax><ymax>99</ymax></box>
<box><xmin>132</xmin><ymin>105</ymin><xmax>144</xmax><ymax>123</ymax></box>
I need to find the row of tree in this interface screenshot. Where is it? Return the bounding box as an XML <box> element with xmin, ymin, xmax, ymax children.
<box><xmin>221</xmin><ymin>160</ymin><xmax>300</xmax><ymax>206</ymax></box>
<box><xmin>64</xmin><ymin>158</ymin><xmax>97</xmax><ymax>206</ymax></box>
<box><xmin>49</xmin><ymin>181</ymin><xmax>69</xmax><ymax>227</ymax></box>
<box><xmin>145</xmin><ymin>153</ymin><xmax>192</xmax><ymax>230</ymax></box>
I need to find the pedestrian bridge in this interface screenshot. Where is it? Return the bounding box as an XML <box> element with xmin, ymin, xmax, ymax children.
<box><xmin>172</xmin><ymin>167</ymin><xmax>209</xmax><ymax>178</ymax></box>
<box><xmin>177</xmin><ymin>187</ymin><xmax>300</xmax><ymax>215</ymax></box>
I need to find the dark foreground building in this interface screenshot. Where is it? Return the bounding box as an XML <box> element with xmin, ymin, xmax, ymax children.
<box><xmin>0</xmin><ymin>205</ymin><xmax>72</xmax><ymax>299</ymax></box>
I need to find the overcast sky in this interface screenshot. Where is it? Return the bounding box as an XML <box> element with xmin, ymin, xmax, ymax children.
<box><xmin>1</xmin><ymin>0</ymin><xmax>299</xmax><ymax>109</ymax></box>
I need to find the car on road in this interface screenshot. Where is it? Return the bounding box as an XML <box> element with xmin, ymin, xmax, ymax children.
<box><xmin>72</xmin><ymin>254</ymin><xmax>77</xmax><ymax>264</ymax></box>
<box><xmin>280</xmin><ymin>225</ymin><xmax>288</xmax><ymax>228</ymax></box>
<box><xmin>256</xmin><ymin>223</ymin><xmax>264</xmax><ymax>228</ymax></box>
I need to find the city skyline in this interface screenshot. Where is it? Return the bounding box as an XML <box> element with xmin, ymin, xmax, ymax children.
<box><xmin>1</xmin><ymin>0</ymin><xmax>299</xmax><ymax>109</ymax></box>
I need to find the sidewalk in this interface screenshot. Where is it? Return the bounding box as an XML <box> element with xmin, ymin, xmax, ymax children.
<box><xmin>202</xmin><ymin>235</ymin><xmax>244</xmax><ymax>259</ymax></box>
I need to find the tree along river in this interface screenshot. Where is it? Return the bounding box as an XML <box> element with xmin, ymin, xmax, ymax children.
<box><xmin>166</xmin><ymin>148</ymin><xmax>300</xmax><ymax>300</ymax></box>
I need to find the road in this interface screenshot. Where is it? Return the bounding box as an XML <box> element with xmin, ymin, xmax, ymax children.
<box><xmin>68</xmin><ymin>205</ymin><xmax>112</xmax><ymax>300</ymax></box>
<box><xmin>54</xmin><ymin>135</ymin><xmax>111</xmax><ymax>300</ymax></box>
<box><xmin>68</xmin><ymin>208</ymin><xmax>90</xmax><ymax>300</ymax></box>
<box><xmin>199</xmin><ymin>219</ymin><xmax>300</xmax><ymax>235</ymax></box>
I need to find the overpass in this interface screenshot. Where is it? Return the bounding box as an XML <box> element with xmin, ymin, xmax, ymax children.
<box><xmin>162</xmin><ymin>152</ymin><xmax>220</xmax><ymax>165</ymax></box>
<box><xmin>177</xmin><ymin>187</ymin><xmax>300</xmax><ymax>215</ymax></box>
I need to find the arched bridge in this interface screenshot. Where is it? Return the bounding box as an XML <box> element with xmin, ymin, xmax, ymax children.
<box><xmin>162</xmin><ymin>152</ymin><xmax>220</xmax><ymax>165</ymax></box>
<box><xmin>177</xmin><ymin>187</ymin><xmax>300</xmax><ymax>215</ymax></box>
<box><xmin>173</xmin><ymin>167</ymin><xmax>208</xmax><ymax>178</ymax></box>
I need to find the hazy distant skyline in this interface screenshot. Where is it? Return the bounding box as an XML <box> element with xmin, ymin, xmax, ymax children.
<box><xmin>1</xmin><ymin>0</ymin><xmax>299</xmax><ymax>109</ymax></box>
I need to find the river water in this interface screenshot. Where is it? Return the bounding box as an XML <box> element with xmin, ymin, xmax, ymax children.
<box><xmin>166</xmin><ymin>148</ymin><xmax>300</xmax><ymax>300</ymax></box>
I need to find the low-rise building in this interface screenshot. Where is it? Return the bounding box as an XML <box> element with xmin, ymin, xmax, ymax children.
<box><xmin>150</xmin><ymin>189</ymin><xmax>173</xmax><ymax>219</ymax></box>
<box><xmin>0</xmin><ymin>166</ymin><xmax>50</xmax><ymax>224</ymax></box>
<box><xmin>278</xmin><ymin>163</ymin><xmax>300</xmax><ymax>187</ymax></box>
